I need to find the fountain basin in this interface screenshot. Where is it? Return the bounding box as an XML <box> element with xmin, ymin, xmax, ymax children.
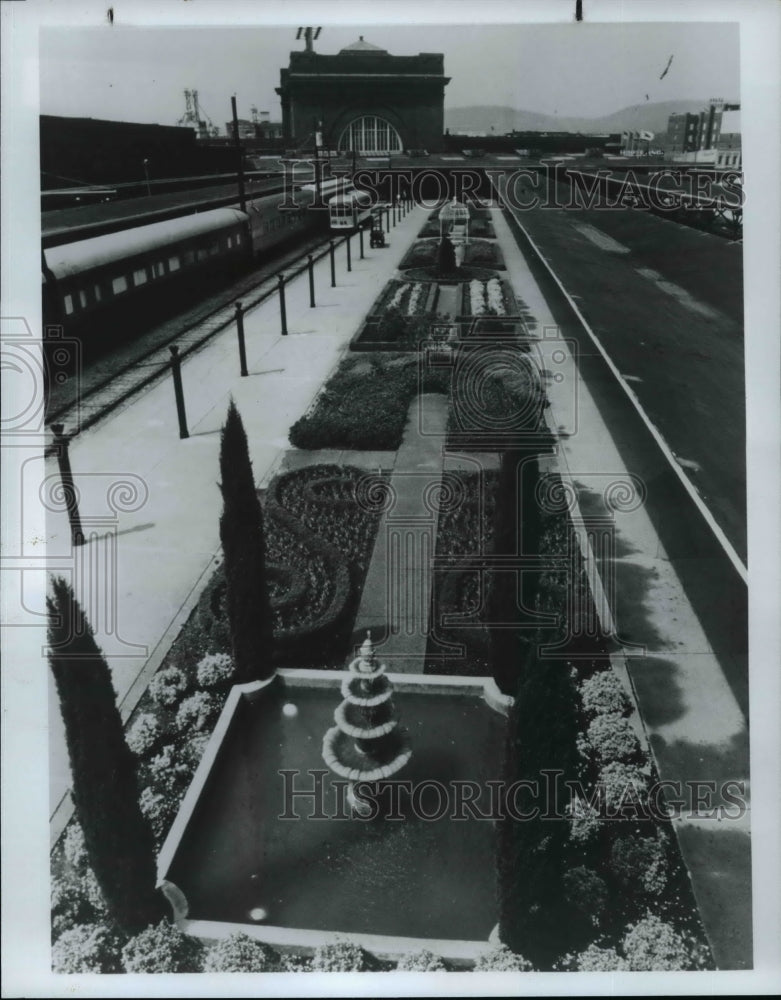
<box><xmin>158</xmin><ymin>670</ymin><xmax>511</xmax><ymax>958</ymax></box>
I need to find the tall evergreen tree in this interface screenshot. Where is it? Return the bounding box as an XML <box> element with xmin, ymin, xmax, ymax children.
<box><xmin>218</xmin><ymin>399</ymin><xmax>274</xmax><ymax>682</ymax></box>
<box><xmin>47</xmin><ymin>577</ymin><xmax>164</xmax><ymax>934</ymax></box>
<box><xmin>496</xmin><ymin>648</ymin><xmax>579</xmax><ymax>968</ymax></box>
<box><xmin>437</xmin><ymin>235</ymin><xmax>457</xmax><ymax>276</ymax></box>
<box><xmin>486</xmin><ymin>449</ymin><xmax>540</xmax><ymax>694</ymax></box>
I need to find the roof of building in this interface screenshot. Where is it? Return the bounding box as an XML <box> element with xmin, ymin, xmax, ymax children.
<box><xmin>339</xmin><ymin>36</ymin><xmax>388</xmax><ymax>54</ymax></box>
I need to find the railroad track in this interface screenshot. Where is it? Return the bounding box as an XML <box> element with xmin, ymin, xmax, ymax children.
<box><xmin>45</xmin><ymin>227</ymin><xmax>357</xmax><ymax>444</ymax></box>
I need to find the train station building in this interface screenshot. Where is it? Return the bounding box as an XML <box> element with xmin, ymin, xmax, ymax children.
<box><xmin>276</xmin><ymin>35</ymin><xmax>450</xmax><ymax>155</ymax></box>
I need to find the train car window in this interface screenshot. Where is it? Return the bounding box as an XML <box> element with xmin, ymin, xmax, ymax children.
<box><xmin>94</xmin><ymin>285</ymin><xmax>102</xmax><ymax>302</ymax></box>
<box><xmin>197</xmin><ymin>248</ymin><xmax>209</xmax><ymax>262</ymax></box>
<box><xmin>152</xmin><ymin>261</ymin><xmax>165</xmax><ymax>278</ymax></box>
<box><xmin>227</xmin><ymin>236</ymin><xmax>233</xmax><ymax>248</ymax></box>
<box><xmin>133</xmin><ymin>268</ymin><xmax>148</xmax><ymax>286</ymax></box>
<box><xmin>209</xmin><ymin>242</ymin><xmax>219</xmax><ymax>256</ymax></box>
<box><xmin>112</xmin><ymin>275</ymin><xmax>128</xmax><ymax>294</ymax></box>
<box><xmin>63</xmin><ymin>294</ymin><xmax>74</xmax><ymax>315</ymax></box>
<box><xmin>168</xmin><ymin>256</ymin><xmax>180</xmax><ymax>271</ymax></box>
<box><xmin>79</xmin><ymin>290</ymin><xmax>88</xmax><ymax>309</ymax></box>
<box><xmin>183</xmin><ymin>250</ymin><xmax>195</xmax><ymax>266</ymax></box>
<box><xmin>236</xmin><ymin>232</ymin><xmax>242</xmax><ymax>244</ymax></box>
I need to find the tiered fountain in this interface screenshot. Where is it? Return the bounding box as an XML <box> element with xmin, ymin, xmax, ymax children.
<box><xmin>322</xmin><ymin>632</ymin><xmax>412</xmax><ymax>816</ymax></box>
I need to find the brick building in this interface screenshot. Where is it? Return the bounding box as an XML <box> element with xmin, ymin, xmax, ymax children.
<box><xmin>665</xmin><ymin>101</ymin><xmax>741</xmax><ymax>166</ymax></box>
<box><xmin>276</xmin><ymin>35</ymin><xmax>450</xmax><ymax>154</ymax></box>
<box><xmin>667</xmin><ymin>112</ymin><xmax>701</xmax><ymax>153</ymax></box>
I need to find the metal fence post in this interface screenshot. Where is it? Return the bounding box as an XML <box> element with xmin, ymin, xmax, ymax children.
<box><xmin>169</xmin><ymin>345</ymin><xmax>189</xmax><ymax>439</ymax></box>
<box><xmin>385</xmin><ymin>207</ymin><xmax>390</xmax><ymax>233</ymax></box>
<box><xmin>308</xmin><ymin>254</ymin><xmax>316</xmax><ymax>307</ymax></box>
<box><xmin>278</xmin><ymin>273</ymin><xmax>288</xmax><ymax>335</ymax></box>
<box><xmin>329</xmin><ymin>239</ymin><xmax>336</xmax><ymax>287</ymax></box>
<box><xmin>50</xmin><ymin>423</ymin><xmax>85</xmax><ymax>547</ymax></box>
<box><xmin>346</xmin><ymin>234</ymin><xmax>352</xmax><ymax>272</ymax></box>
<box><xmin>359</xmin><ymin>225</ymin><xmax>365</xmax><ymax>259</ymax></box>
<box><xmin>235</xmin><ymin>302</ymin><xmax>248</xmax><ymax>376</ymax></box>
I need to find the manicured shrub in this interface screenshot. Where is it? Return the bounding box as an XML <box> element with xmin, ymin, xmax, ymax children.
<box><xmin>52</xmin><ymin>922</ymin><xmax>125</xmax><ymax>973</ymax></box>
<box><xmin>566</xmin><ymin>796</ymin><xmax>601</xmax><ymax>845</ymax></box>
<box><xmin>126</xmin><ymin>713</ymin><xmax>161</xmax><ymax>756</ymax></box>
<box><xmin>203</xmin><ymin>933</ymin><xmax>280</xmax><ymax>972</ymax></box>
<box><xmin>397</xmin><ymin>949</ymin><xmax>447</xmax><ymax>971</ymax></box>
<box><xmin>219</xmin><ymin>400</ymin><xmax>275</xmax><ymax>683</ymax></box>
<box><xmin>51</xmin><ymin>867</ymin><xmax>106</xmax><ymax>937</ymax></box>
<box><xmin>47</xmin><ymin>578</ymin><xmax>164</xmax><ymax>934</ymax></box>
<box><xmin>311</xmin><ymin>939</ymin><xmax>369</xmax><ymax>972</ymax></box>
<box><xmin>121</xmin><ymin>919</ymin><xmax>204</xmax><ymax>973</ymax></box>
<box><xmin>580</xmin><ymin>669</ymin><xmax>632</xmax><ymax>717</ymax></box>
<box><xmin>62</xmin><ymin>823</ymin><xmax>88</xmax><ymax>868</ymax></box>
<box><xmin>148</xmin><ymin>667</ymin><xmax>189</xmax><ymax>708</ymax></box>
<box><xmin>180</xmin><ymin>733</ymin><xmax>211</xmax><ymax>772</ymax></box>
<box><xmin>575</xmin><ymin>943</ymin><xmax>628</xmax><ymax>972</ymax></box>
<box><xmin>473</xmin><ymin>945</ymin><xmax>533</xmax><ymax>971</ymax></box>
<box><xmin>147</xmin><ymin>743</ymin><xmax>192</xmax><ymax>798</ymax></box>
<box><xmin>599</xmin><ymin>761</ymin><xmax>649</xmax><ymax>814</ymax></box>
<box><xmin>587</xmin><ymin>713</ymin><xmax>642</xmax><ymax>763</ymax></box>
<box><xmin>610</xmin><ymin>830</ymin><xmax>669</xmax><ymax>897</ymax></box>
<box><xmin>139</xmin><ymin>787</ymin><xmax>178</xmax><ymax>843</ymax></box>
<box><xmin>562</xmin><ymin>866</ymin><xmax>608</xmax><ymax>924</ymax></box>
<box><xmin>196</xmin><ymin>652</ymin><xmax>234</xmax><ymax>689</ymax></box>
<box><xmin>621</xmin><ymin>914</ymin><xmax>693</xmax><ymax>971</ymax></box>
<box><xmin>175</xmin><ymin>691</ymin><xmax>221</xmax><ymax>734</ymax></box>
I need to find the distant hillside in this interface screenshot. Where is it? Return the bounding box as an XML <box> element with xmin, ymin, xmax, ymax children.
<box><xmin>444</xmin><ymin>100</ymin><xmax>708</xmax><ymax>137</ymax></box>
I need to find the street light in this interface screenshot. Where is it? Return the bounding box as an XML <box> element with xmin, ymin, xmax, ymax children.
<box><xmin>143</xmin><ymin>158</ymin><xmax>151</xmax><ymax>197</ymax></box>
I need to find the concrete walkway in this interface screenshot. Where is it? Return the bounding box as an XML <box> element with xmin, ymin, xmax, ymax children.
<box><xmin>354</xmin><ymin>394</ymin><xmax>448</xmax><ymax>671</ymax></box>
<box><xmin>490</xmin><ymin>195</ymin><xmax>751</xmax><ymax>970</ymax></box>
<box><xmin>45</xmin><ymin>203</ymin><xmax>429</xmax><ymax>835</ymax></box>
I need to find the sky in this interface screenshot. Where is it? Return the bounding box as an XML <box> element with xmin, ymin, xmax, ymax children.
<box><xmin>38</xmin><ymin>19</ymin><xmax>740</xmax><ymax>132</ymax></box>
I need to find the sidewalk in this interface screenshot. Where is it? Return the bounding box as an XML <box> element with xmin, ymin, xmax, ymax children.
<box><xmin>354</xmin><ymin>394</ymin><xmax>448</xmax><ymax>670</ymax></box>
<box><xmin>491</xmin><ymin>198</ymin><xmax>751</xmax><ymax>970</ymax></box>
<box><xmin>46</xmin><ymin>204</ymin><xmax>428</xmax><ymax>832</ymax></box>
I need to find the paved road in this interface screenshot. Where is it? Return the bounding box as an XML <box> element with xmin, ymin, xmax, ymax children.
<box><xmin>505</xmin><ymin>173</ymin><xmax>746</xmax><ymax>561</ymax></box>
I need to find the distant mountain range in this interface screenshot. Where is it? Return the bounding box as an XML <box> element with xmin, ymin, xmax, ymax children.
<box><xmin>444</xmin><ymin>100</ymin><xmax>708</xmax><ymax>137</ymax></box>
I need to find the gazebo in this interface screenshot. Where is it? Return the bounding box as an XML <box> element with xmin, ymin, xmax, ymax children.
<box><xmin>439</xmin><ymin>198</ymin><xmax>470</xmax><ymax>246</ymax></box>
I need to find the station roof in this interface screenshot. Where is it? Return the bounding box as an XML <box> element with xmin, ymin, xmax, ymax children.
<box><xmin>339</xmin><ymin>36</ymin><xmax>388</xmax><ymax>54</ymax></box>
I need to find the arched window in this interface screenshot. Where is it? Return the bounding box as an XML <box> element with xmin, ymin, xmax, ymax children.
<box><xmin>338</xmin><ymin>116</ymin><xmax>402</xmax><ymax>155</ymax></box>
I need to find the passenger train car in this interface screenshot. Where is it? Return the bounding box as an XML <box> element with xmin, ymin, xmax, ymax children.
<box><xmin>41</xmin><ymin>180</ymin><xmax>352</xmax><ymax>337</ymax></box>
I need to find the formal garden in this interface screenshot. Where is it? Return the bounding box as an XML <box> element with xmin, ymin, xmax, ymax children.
<box><xmin>48</xmin><ymin>201</ymin><xmax>715</xmax><ymax>975</ymax></box>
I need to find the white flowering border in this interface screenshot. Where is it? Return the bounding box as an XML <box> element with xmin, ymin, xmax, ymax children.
<box><xmin>467</xmin><ymin>278</ymin><xmax>507</xmax><ymax>316</ymax></box>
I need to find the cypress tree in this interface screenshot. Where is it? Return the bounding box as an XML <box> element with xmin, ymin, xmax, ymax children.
<box><xmin>218</xmin><ymin>399</ymin><xmax>274</xmax><ymax>682</ymax></box>
<box><xmin>486</xmin><ymin>449</ymin><xmax>540</xmax><ymax>694</ymax></box>
<box><xmin>47</xmin><ymin>577</ymin><xmax>164</xmax><ymax>934</ymax></box>
<box><xmin>437</xmin><ymin>235</ymin><xmax>457</xmax><ymax>276</ymax></box>
<box><xmin>496</xmin><ymin>648</ymin><xmax>579</xmax><ymax>967</ymax></box>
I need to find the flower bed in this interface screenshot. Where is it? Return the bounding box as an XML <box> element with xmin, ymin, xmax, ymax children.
<box><xmin>462</xmin><ymin>277</ymin><xmax>516</xmax><ymax>316</ymax></box>
<box><xmin>399</xmin><ymin>239</ymin><xmax>505</xmax><ymax>271</ymax></box>
<box><xmin>426</xmin><ymin>470</ymin><xmax>498</xmax><ymax>676</ymax></box>
<box><xmin>290</xmin><ymin>353</ymin><xmax>450</xmax><ymax>449</ymax></box>
<box><xmin>419</xmin><ymin>205</ymin><xmax>496</xmax><ymax>239</ymax></box>
<box><xmin>372</xmin><ymin>278</ymin><xmax>434</xmax><ymax>317</ymax></box>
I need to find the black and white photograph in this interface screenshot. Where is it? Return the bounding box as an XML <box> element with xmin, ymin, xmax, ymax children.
<box><xmin>2</xmin><ymin>0</ymin><xmax>780</xmax><ymax>995</ymax></box>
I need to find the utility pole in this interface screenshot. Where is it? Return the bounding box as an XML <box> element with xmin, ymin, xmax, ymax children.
<box><xmin>231</xmin><ymin>95</ymin><xmax>247</xmax><ymax>213</ymax></box>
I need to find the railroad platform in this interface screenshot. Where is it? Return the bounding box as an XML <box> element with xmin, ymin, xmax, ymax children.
<box><xmin>45</xmin><ymin>202</ymin><xmax>428</xmax><ymax>841</ymax></box>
